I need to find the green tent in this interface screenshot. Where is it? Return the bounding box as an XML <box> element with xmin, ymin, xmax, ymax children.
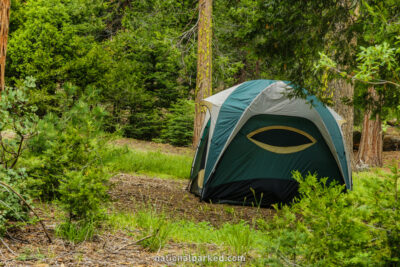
<box><xmin>189</xmin><ymin>80</ymin><xmax>352</xmax><ymax>206</ymax></box>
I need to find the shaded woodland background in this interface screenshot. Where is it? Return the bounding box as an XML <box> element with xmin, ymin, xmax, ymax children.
<box><xmin>4</xmin><ymin>0</ymin><xmax>399</xmax><ymax>165</ymax></box>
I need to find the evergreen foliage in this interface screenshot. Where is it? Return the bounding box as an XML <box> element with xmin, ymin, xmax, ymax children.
<box><xmin>7</xmin><ymin>0</ymin><xmax>198</xmax><ymax>140</ymax></box>
<box><xmin>5</xmin><ymin>0</ymin><xmax>271</xmax><ymax>141</ymax></box>
<box><xmin>59</xmin><ymin>169</ymin><xmax>109</xmax><ymax>221</ymax></box>
<box><xmin>7</xmin><ymin>0</ymin><xmax>398</xmax><ymax>139</ymax></box>
<box><xmin>159</xmin><ymin>99</ymin><xmax>194</xmax><ymax>146</ymax></box>
<box><xmin>24</xmin><ymin>91</ymin><xmax>108</xmax><ymax>200</ymax></box>
<box><xmin>258</xmin><ymin>167</ymin><xmax>400</xmax><ymax>266</ymax></box>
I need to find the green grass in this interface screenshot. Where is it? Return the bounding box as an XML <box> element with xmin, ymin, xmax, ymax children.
<box><xmin>102</xmin><ymin>146</ymin><xmax>192</xmax><ymax>179</ymax></box>
<box><xmin>107</xmin><ymin>207</ymin><xmax>263</xmax><ymax>258</ymax></box>
<box><xmin>55</xmin><ymin>220</ymin><xmax>96</xmax><ymax>244</ymax></box>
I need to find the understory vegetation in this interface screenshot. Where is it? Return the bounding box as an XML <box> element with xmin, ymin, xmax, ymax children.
<box><xmin>105</xmin><ymin>168</ymin><xmax>400</xmax><ymax>266</ymax></box>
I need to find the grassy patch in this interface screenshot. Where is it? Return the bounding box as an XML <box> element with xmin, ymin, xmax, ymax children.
<box><xmin>102</xmin><ymin>146</ymin><xmax>192</xmax><ymax>179</ymax></box>
<box><xmin>55</xmin><ymin>220</ymin><xmax>96</xmax><ymax>243</ymax></box>
<box><xmin>107</xmin><ymin>207</ymin><xmax>262</xmax><ymax>259</ymax></box>
<box><xmin>108</xmin><ymin>211</ymin><xmax>137</xmax><ymax>231</ymax></box>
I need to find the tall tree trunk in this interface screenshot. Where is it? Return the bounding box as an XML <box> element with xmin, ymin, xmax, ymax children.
<box><xmin>193</xmin><ymin>0</ymin><xmax>212</xmax><ymax>147</ymax></box>
<box><xmin>356</xmin><ymin>87</ymin><xmax>383</xmax><ymax>168</ymax></box>
<box><xmin>327</xmin><ymin>0</ymin><xmax>358</xmax><ymax>170</ymax></box>
<box><xmin>329</xmin><ymin>79</ymin><xmax>355</xmax><ymax>169</ymax></box>
<box><xmin>0</xmin><ymin>0</ymin><xmax>10</xmax><ymax>92</ymax></box>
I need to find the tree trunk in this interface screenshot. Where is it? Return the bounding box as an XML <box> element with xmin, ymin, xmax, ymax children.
<box><xmin>255</xmin><ymin>59</ymin><xmax>261</xmax><ymax>79</ymax></box>
<box><xmin>0</xmin><ymin>0</ymin><xmax>10</xmax><ymax>92</ymax></box>
<box><xmin>193</xmin><ymin>0</ymin><xmax>212</xmax><ymax>147</ymax></box>
<box><xmin>326</xmin><ymin>0</ymin><xmax>358</xmax><ymax>170</ymax></box>
<box><xmin>356</xmin><ymin>87</ymin><xmax>383</xmax><ymax>168</ymax></box>
<box><xmin>329</xmin><ymin>78</ymin><xmax>355</xmax><ymax>169</ymax></box>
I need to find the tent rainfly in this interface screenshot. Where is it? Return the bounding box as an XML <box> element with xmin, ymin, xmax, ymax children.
<box><xmin>189</xmin><ymin>80</ymin><xmax>352</xmax><ymax>207</ymax></box>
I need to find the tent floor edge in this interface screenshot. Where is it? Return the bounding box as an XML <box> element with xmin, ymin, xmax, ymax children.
<box><xmin>203</xmin><ymin>178</ymin><xmax>300</xmax><ymax>208</ymax></box>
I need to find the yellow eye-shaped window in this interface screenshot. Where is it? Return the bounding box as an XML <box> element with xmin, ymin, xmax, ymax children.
<box><xmin>247</xmin><ymin>126</ymin><xmax>316</xmax><ymax>154</ymax></box>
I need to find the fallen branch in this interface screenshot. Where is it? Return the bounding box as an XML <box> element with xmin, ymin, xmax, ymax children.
<box><xmin>113</xmin><ymin>230</ymin><xmax>159</xmax><ymax>253</ymax></box>
<box><xmin>276</xmin><ymin>250</ymin><xmax>303</xmax><ymax>267</ymax></box>
<box><xmin>0</xmin><ymin>237</ymin><xmax>16</xmax><ymax>256</ymax></box>
<box><xmin>0</xmin><ymin>181</ymin><xmax>52</xmax><ymax>243</ymax></box>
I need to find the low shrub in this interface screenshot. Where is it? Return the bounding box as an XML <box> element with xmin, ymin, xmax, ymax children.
<box><xmin>58</xmin><ymin>169</ymin><xmax>109</xmax><ymax>222</ymax></box>
<box><xmin>257</xmin><ymin>166</ymin><xmax>400</xmax><ymax>266</ymax></box>
<box><xmin>24</xmin><ymin>97</ymin><xmax>108</xmax><ymax>199</ymax></box>
<box><xmin>21</xmin><ymin>86</ymin><xmax>111</xmax><ymax>236</ymax></box>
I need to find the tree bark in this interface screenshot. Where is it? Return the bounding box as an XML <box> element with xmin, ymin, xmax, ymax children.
<box><xmin>255</xmin><ymin>59</ymin><xmax>261</xmax><ymax>79</ymax></box>
<box><xmin>327</xmin><ymin>0</ymin><xmax>358</xmax><ymax>170</ymax></box>
<box><xmin>193</xmin><ymin>0</ymin><xmax>212</xmax><ymax>147</ymax></box>
<box><xmin>329</xmin><ymin>79</ymin><xmax>355</xmax><ymax>169</ymax></box>
<box><xmin>356</xmin><ymin>87</ymin><xmax>383</xmax><ymax>168</ymax></box>
<box><xmin>0</xmin><ymin>0</ymin><xmax>10</xmax><ymax>92</ymax></box>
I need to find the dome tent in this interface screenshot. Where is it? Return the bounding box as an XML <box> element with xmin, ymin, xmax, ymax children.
<box><xmin>189</xmin><ymin>80</ymin><xmax>352</xmax><ymax>207</ymax></box>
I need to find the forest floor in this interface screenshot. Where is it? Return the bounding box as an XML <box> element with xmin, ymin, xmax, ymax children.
<box><xmin>0</xmin><ymin>174</ymin><xmax>273</xmax><ymax>266</ymax></box>
<box><xmin>109</xmin><ymin>173</ymin><xmax>274</xmax><ymax>227</ymax></box>
<box><xmin>0</xmin><ymin>139</ymin><xmax>273</xmax><ymax>266</ymax></box>
<box><xmin>1</xmin><ymin>139</ymin><xmax>399</xmax><ymax>266</ymax></box>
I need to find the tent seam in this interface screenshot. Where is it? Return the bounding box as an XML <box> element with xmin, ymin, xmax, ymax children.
<box><xmin>201</xmin><ymin>81</ymin><xmax>279</xmax><ymax>198</ymax></box>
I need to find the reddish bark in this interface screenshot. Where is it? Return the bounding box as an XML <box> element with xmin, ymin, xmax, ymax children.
<box><xmin>0</xmin><ymin>0</ymin><xmax>10</xmax><ymax>92</ymax></box>
<box><xmin>329</xmin><ymin>78</ymin><xmax>355</xmax><ymax>169</ymax></box>
<box><xmin>356</xmin><ymin>87</ymin><xmax>383</xmax><ymax>167</ymax></box>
